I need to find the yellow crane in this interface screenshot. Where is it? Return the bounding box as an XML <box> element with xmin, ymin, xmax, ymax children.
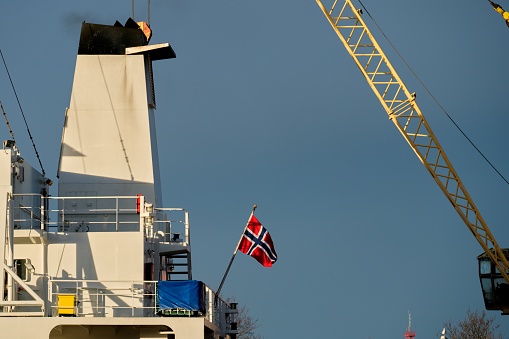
<box><xmin>316</xmin><ymin>0</ymin><xmax>509</xmax><ymax>313</ymax></box>
<box><xmin>488</xmin><ymin>0</ymin><xmax>509</xmax><ymax>27</ymax></box>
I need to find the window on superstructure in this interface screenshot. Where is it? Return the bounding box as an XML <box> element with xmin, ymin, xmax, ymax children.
<box><xmin>14</xmin><ymin>259</ymin><xmax>28</xmax><ymax>281</ymax></box>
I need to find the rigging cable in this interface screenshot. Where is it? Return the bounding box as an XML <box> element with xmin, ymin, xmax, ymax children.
<box><xmin>357</xmin><ymin>0</ymin><xmax>509</xmax><ymax>186</ymax></box>
<box><xmin>0</xmin><ymin>49</ymin><xmax>46</xmax><ymax>176</ymax></box>
<box><xmin>1</xmin><ymin>101</ymin><xmax>15</xmax><ymax>143</ymax></box>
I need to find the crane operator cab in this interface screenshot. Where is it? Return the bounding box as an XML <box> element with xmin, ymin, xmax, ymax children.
<box><xmin>478</xmin><ymin>249</ymin><xmax>509</xmax><ymax>314</ymax></box>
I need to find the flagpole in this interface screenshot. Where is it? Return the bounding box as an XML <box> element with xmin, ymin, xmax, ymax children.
<box><xmin>216</xmin><ymin>204</ymin><xmax>257</xmax><ymax>297</ymax></box>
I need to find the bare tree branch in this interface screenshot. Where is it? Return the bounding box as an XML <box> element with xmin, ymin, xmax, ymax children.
<box><xmin>443</xmin><ymin>309</ymin><xmax>504</xmax><ymax>339</ymax></box>
<box><xmin>226</xmin><ymin>297</ymin><xmax>262</xmax><ymax>339</ymax></box>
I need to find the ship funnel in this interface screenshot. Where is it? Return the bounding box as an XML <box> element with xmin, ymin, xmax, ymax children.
<box><xmin>58</xmin><ymin>19</ymin><xmax>175</xmax><ymax>206</ymax></box>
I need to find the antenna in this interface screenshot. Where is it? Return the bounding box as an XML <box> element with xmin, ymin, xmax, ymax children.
<box><xmin>404</xmin><ymin>312</ymin><xmax>416</xmax><ymax>339</ymax></box>
<box><xmin>148</xmin><ymin>0</ymin><xmax>151</xmax><ymax>25</ymax></box>
<box><xmin>131</xmin><ymin>0</ymin><xmax>151</xmax><ymax>25</ymax></box>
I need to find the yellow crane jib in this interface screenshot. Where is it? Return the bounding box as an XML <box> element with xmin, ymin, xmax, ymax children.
<box><xmin>489</xmin><ymin>0</ymin><xmax>509</xmax><ymax>27</ymax></box>
<box><xmin>316</xmin><ymin>0</ymin><xmax>509</xmax><ymax>314</ymax></box>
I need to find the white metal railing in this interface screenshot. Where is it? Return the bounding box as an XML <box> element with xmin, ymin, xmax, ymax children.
<box><xmin>204</xmin><ymin>287</ymin><xmax>237</xmax><ymax>334</ymax></box>
<box><xmin>48</xmin><ymin>279</ymin><xmax>157</xmax><ymax>317</ymax></box>
<box><xmin>47</xmin><ymin>196</ymin><xmax>140</xmax><ymax>232</ymax></box>
<box><xmin>10</xmin><ymin>195</ymin><xmax>190</xmax><ymax>242</ymax></box>
<box><xmin>11</xmin><ymin>194</ymin><xmax>140</xmax><ymax>232</ymax></box>
<box><xmin>11</xmin><ymin>193</ymin><xmax>44</xmax><ymax>230</ymax></box>
<box><xmin>153</xmin><ymin>208</ymin><xmax>190</xmax><ymax>245</ymax></box>
<box><xmin>48</xmin><ymin>279</ymin><xmax>232</xmax><ymax>329</ymax></box>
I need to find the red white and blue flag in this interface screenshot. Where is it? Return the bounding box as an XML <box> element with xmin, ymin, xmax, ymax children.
<box><xmin>238</xmin><ymin>214</ymin><xmax>277</xmax><ymax>267</ymax></box>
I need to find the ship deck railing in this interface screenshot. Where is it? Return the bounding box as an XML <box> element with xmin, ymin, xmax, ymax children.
<box><xmin>48</xmin><ymin>279</ymin><xmax>231</xmax><ymax>329</ymax></box>
<box><xmin>11</xmin><ymin>194</ymin><xmax>190</xmax><ymax>244</ymax></box>
<box><xmin>48</xmin><ymin>279</ymin><xmax>158</xmax><ymax>318</ymax></box>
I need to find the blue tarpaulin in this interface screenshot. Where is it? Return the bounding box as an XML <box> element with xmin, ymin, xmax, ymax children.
<box><xmin>157</xmin><ymin>280</ymin><xmax>206</xmax><ymax>314</ymax></box>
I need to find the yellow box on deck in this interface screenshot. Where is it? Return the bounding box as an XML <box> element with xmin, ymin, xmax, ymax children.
<box><xmin>57</xmin><ymin>294</ymin><xmax>76</xmax><ymax>316</ymax></box>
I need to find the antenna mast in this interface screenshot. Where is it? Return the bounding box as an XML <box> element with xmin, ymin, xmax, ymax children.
<box><xmin>131</xmin><ymin>0</ymin><xmax>151</xmax><ymax>24</ymax></box>
<box><xmin>404</xmin><ymin>312</ymin><xmax>416</xmax><ymax>338</ymax></box>
<box><xmin>148</xmin><ymin>0</ymin><xmax>151</xmax><ymax>25</ymax></box>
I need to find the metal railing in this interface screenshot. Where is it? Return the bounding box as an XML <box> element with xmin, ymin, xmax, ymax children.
<box><xmin>11</xmin><ymin>195</ymin><xmax>190</xmax><ymax>243</ymax></box>
<box><xmin>47</xmin><ymin>196</ymin><xmax>141</xmax><ymax>232</ymax></box>
<box><xmin>48</xmin><ymin>279</ymin><xmax>157</xmax><ymax>317</ymax></box>
<box><xmin>11</xmin><ymin>193</ymin><xmax>43</xmax><ymax>230</ymax></box>
<box><xmin>48</xmin><ymin>279</ymin><xmax>231</xmax><ymax>330</ymax></box>
<box><xmin>153</xmin><ymin>208</ymin><xmax>190</xmax><ymax>245</ymax></box>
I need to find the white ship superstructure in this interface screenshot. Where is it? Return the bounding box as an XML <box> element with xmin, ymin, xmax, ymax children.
<box><xmin>0</xmin><ymin>18</ymin><xmax>237</xmax><ymax>339</ymax></box>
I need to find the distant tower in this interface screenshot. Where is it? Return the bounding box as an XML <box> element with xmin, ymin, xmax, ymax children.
<box><xmin>404</xmin><ymin>312</ymin><xmax>416</xmax><ymax>339</ymax></box>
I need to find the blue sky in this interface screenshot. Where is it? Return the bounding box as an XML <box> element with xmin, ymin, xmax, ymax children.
<box><xmin>2</xmin><ymin>0</ymin><xmax>509</xmax><ymax>337</ymax></box>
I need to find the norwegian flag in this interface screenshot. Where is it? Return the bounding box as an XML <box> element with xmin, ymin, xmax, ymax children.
<box><xmin>238</xmin><ymin>214</ymin><xmax>277</xmax><ymax>267</ymax></box>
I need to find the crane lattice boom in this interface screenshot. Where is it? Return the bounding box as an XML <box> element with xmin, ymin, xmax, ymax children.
<box><xmin>315</xmin><ymin>0</ymin><xmax>509</xmax><ymax>286</ymax></box>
